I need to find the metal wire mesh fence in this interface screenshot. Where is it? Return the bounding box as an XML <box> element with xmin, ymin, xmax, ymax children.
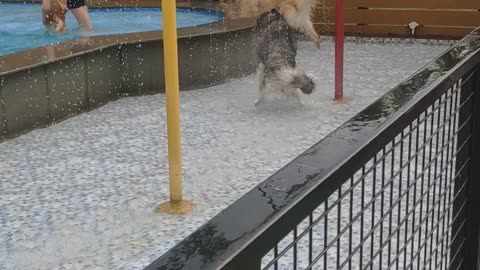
<box><xmin>260</xmin><ymin>68</ymin><xmax>478</xmax><ymax>270</ymax></box>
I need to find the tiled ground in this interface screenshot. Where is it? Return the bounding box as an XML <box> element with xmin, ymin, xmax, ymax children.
<box><xmin>0</xmin><ymin>38</ymin><xmax>452</xmax><ymax>269</ymax></box>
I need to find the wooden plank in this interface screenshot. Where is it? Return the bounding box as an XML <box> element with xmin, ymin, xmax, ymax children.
<box><xmin>313</xmin><ymin>7</ymin><xmax>335</xmax><ymax>24</ymax></box>
<box><xmin>88</xmin><ymin>0</ymin><xmax>160</xmax><ymax>7</ymax></box>
<box><xmin>0</xmin><ymin>0</ymin><xmax>163</xmax><ymax>5</ymax></box>
<box><xmin>342</xmin><ymin>0</ymin><xmax>480</xmax><ymax>9</ymax></box>
<box><xmin>315</xmin><ymin>9</ymin><xmax>480</xmax><ymax>27</ymax></box>
<box><xmin>315</xmin><ymin>24</ymin><xmax>474</xmax><ymax>39</ymax></box>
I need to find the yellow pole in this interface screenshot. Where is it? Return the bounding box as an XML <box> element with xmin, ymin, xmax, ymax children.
<box><xmin>156</xmin><ymin>0</ymin><xmax>192</xmax><ymax>215</ymax></box>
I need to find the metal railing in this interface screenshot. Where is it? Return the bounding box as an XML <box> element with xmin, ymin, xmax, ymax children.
<box><xmin>144</xmin><ymin>29</ymin><xmax>480</xmax><ymax>270</ymax></box>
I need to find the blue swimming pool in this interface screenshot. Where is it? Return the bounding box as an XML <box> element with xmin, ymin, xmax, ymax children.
<box><xmin>0</xmin><ymin>2</ymin><xmax>224</xmax><ymax>56</ymax></box>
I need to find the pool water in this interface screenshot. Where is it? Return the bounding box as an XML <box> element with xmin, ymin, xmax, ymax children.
<box><xmin>0</xmin><ymin>2</ymin><xmax>224</xmax><ymax>56</ymax></box>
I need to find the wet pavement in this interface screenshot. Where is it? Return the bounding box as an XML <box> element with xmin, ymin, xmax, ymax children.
<box><xmin>0</xmin><ymin>38</ymin><xmax>452</xmax><ymax>269</ymax></box>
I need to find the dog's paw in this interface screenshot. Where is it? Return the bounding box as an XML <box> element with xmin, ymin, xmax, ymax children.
<box><xmin>54</xmin><ymin>28</ymin><xmax>64</xmax><ymax>35</ymax></box>
<box><xmin>254</xmin><ymin>97</ymin><xmax>265</xmax><ymax>107</ymax></box>
<box><xmin>254</xmin><ymin>93</ymin><xmax>266</xmax><ymax>107</ymax></box>
<box><xmin>297</xmin><ymin>98</ymin><xmax>305</xmax><ymax>106</ymax></box>
<box><xmin>54</xmin><ymin>21</ymin><xmax>66</xmax><ymax>35</ymax></box>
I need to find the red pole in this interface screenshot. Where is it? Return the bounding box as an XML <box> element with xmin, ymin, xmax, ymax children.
<box><xmin>335</xmin><ymin>0</ymin><xmax>344</xmax><ymax>100</ymax></box>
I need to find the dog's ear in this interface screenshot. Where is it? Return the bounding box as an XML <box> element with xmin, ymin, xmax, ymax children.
<box><xmin>256</xmin><ymin>11</ymin><xmax>270</xmax><ymax>26</ymax></box>
<box><xmin>256</xmin><ymin>15</ymin><xmax>263</xmax><ymax>26</ymax></box>
<box><xmin>270</xmin><ymin>8</ymin><xmax>279</xmax><ymax>14</ymax></box>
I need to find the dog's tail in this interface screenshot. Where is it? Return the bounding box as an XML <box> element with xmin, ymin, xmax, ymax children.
<box><xmin>275</xmin><ymin>67</ymin><xmax>315</xmax><ymax>94</ymax></box>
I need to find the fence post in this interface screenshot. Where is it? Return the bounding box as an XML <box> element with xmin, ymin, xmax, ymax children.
<box><xmin>450</xmin><ymin>65</ymin><xmax>480</xmax><ymax>269</ymax></box>
<box><xmin>463</xmin><ymin>65</ymin><xmax>480</xmax><ymax>269</ymax></box>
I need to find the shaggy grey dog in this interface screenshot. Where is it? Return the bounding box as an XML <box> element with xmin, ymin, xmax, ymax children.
<box><xmin>254</xmin><ymin>8</ymin><xmax>315</xmax><ymax>106</ymax></box>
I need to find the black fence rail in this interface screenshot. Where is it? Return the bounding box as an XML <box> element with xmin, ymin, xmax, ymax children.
<box><xmin>145</xmin><ymin>29</ymin><xmax>480</xmax><ymax>270</ymax></box>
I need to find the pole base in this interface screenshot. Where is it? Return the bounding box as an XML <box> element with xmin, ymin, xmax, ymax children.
<box><xmin>333</xmin><ymin>96</ymin><xmax>351</xmax><ymax>104</ymax></box>
<box><xmin>156</xmin><ymin>200</ymin><xmax>193</xmax><ymax>215</ymax></box>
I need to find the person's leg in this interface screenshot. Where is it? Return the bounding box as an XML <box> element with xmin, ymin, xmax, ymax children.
<box><xmin>70</xmin><ymin>6</ymin><xmax>93</xmax><ymax>32</ymax></box>
<box><xmin>67</xmin><ymin>0</ymin><xmax>93</xmax><ymax>32</ymax></box>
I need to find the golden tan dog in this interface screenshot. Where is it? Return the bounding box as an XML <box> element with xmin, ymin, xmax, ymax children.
<box><xmin>42</xmin><ymin>0</ymin><xmax>68</xmax><ymax>34</ymax></box>
<box><xmin>222</xmin><ymin>0</ymin><xmax>320</xmax><ymax>49</ymax></box>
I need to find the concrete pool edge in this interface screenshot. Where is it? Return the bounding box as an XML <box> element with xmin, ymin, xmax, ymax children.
<box><xmin>0</xmin><ymin>1</ymin><xmax>256</xmax><ymax>76</ymax></box>
<box><xmin>0</xmin><ymin>1</ymin><xmax>258</xmax><ymax>140</ymax></box>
